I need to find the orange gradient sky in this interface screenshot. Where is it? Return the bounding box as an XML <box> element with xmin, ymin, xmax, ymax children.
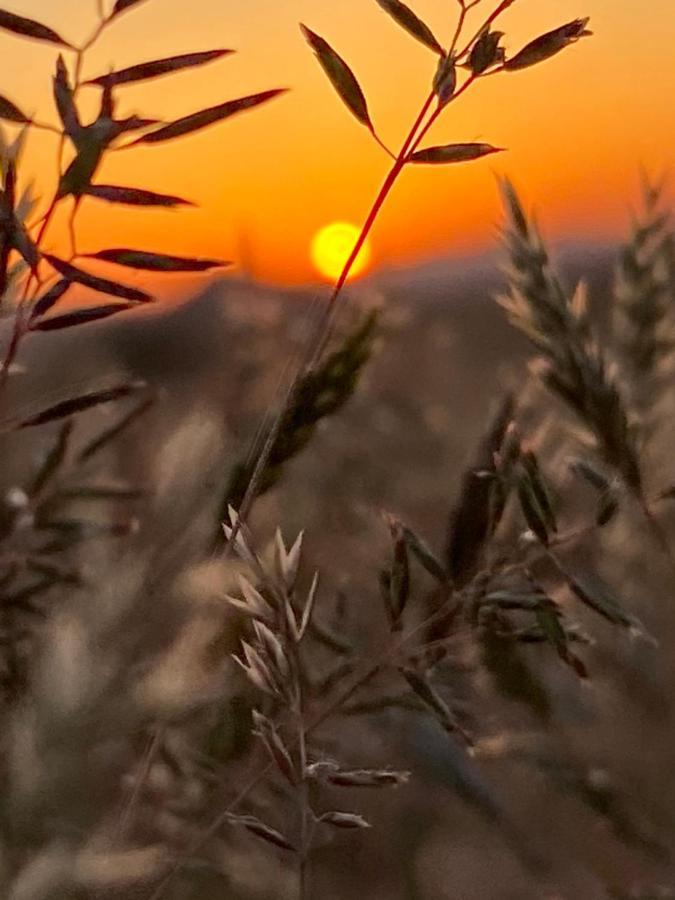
<box><xmin>0</xmin><ymin>0</ymin><xmax>673</xmax><ymax>286</ymax></box>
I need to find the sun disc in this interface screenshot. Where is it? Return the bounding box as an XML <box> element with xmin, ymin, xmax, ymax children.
<box><xmin>310</xmin><ymin>221</ymin><xmax>372</xmax><ymax>282</ymax></box>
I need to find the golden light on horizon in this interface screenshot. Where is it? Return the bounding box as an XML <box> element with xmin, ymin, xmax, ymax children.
<box><xmin>310</xmin><ymin>222</ymin><xmax>372</xmax><ymax>282</ymax></box>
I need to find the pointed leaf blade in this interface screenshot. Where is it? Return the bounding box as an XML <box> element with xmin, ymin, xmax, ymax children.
<box><xmin>301</xmin><ymin>25</ymin><xmax>373</xmax><ymax>130</ymax></box>
<box><xmin>43</xmin><ymin>254</ymin><xmax>153</xmax><ymax>303</ymax></box>
<box><xmin>0</xmin><ymin>9</ymin><xmax>72</xmax><ymax>47</ymax></box>
<box><xmin>30</xmin><ymin>279</ymin><xmax>71</xmax><ymax>321</ymax></box>
<box><xmin>410</xmin><ymin>143</ymin><xmax>503</xmax><ymax>164</ymax></box>
<box><xmin>84</xmin><ymin>184</ymin><xmax>193</xmax><ymax>207</ymax></box>
<box><xmin>374</xmin><ymin>0</ymin><xmax>443</xmax><ymax>55</ymax></box>
<box><xmin>83</xmin><ymin>248</ymin><xmax>229</xmax><ymax>272</ymax></box>
<box><xmin>53</xmin><ymin>55</ymin><xmax>80</xmax><ymax>138</ymax></box>
<box><xmin>30</xmin><ymin>304</ymin><xmax>136</xmax><ymax>331</ymax></box>
<box><xmin>110</xmin><ymin>0</ymin><xmax>150</xmax><ymax>17</ymax></box>
<box><xmin>85</xmin><ymin>49</ymin><xmax>234</xmax><ymax>88</ymax></box>
<box><xmin>129</xmin><ymin>89</ymin><xmax>287</xmax><ymax>145</ymax></box>
<box><xmin>18</xmin><ymin>384</ymin><xmax>141</xmax><ymax>428</ymax></box>
<box><xmin>505</xmin><ymin>18</ymin><xmax>591</xmax><ymax>71</ymax></box>
<box><xmin>0</xmin><ymin>93</ymin><xmax>28</xmax><ymax>124</ymax></box>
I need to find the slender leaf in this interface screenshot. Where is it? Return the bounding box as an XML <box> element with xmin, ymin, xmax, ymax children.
<box><xmin>319</xmin><ymin>811</ymin><xmax>371</xmax><ymax>830</ymax></box>
<box><xmin>0</xmin><ymin>9</ymin><xmax>72</xmax><ymax>47</ymax></box>
<box><xmin>30</xmin><ymin>280</ymin><xmax>71</xmax><ymax>321</ymax></box>
<box><xmin>78</xmin><ymin>394</ymin><xmax>154</xmax><ymax>462</ymax></box>
<box><xmin>18</xmin><ymin>384</ymin><xmax>140</xmax><ymax>428</ymax></box>
<box><xmin>12</xmin><ymin>223</ymin><xmax>39</xmax><ymax>272</ymax></box>
<box><xmin>84</xmin><ymin>184</ymin><xmax>193</xmax><ymax>207</ymax></box>
<box><xmin>129</xmin><ymin>89</ymin><xmax>287</xmax><ymax>145</ymax></box>
<box><xmin>110</xmin><ymin>0</ymin><xmax>149</xmax><ymax>17</ymax></box>
<box><xmin>112</xmin><ymin>116</ymin><xmax>160</xmax><ymax>135</ymax></box>
<box><xmin>374</xmin><ymin>0</ymin><xmax>443</xmax><ymax>55</ymax></box>
<box><xmin>53</xmin><ymin>55</ymin><xmax>80</xmax><ymax>139</ymax></box>
<box><xmin>84</xmin><ymin>248</ymin><xmax>229</xmax><ymax>272</ymax></box>
<box><xmin>43</xmin><ymin>254</ymin><xmax>153</xmax><ymax>303</ymax></box>
<box><xmin>566</xmin><ymin>573</ymin><xmax>634</xmax><ymax>628</ymax></box>
<box><xmin>401</xmin><ymin>669</ymin><xmax>471</xmax><ymax>743</ymax></box>
<box><xmin>0</xmin><ymin>93</ymin><xmax>28</xmax><ymax>124</ymax></box>
<box><xmin>505</xmin><ymin>18</ymin><xmax>591</xmax><ymax>71</ymax></box>
<box><xmin>226</xmin><ymin>814</ymin><xmax>296</xmax><ymax>851</ymax></box>
<box><xmin>86</xmin><ymin>49</ymin><xmax>233</xmax><ymax>87</ymax></box>
<box><xmin>30</xmin><ymin>303</ymin><xmax>136</xmax><ymax>331</ymax></box>
<box><xmin>410</xmin><ymin>142</ymin><xmax>503</xmax><ymax>164</ymax></box>
<box><xmin>402</xmin><ymin>526</ymin><xmax>447</xmax><ymax>582</ymax></box>
<box><xmin>301</xmin><ymin>25</ymin><xmax>373</xmax><ymax>130</ymax></box>
<box><xmin>58</xmin><ymin>144</ymin><xmax>105</xmax><ymax>197</ymax></box>
<box><xmin>433</xmin><ymin>54</ymin><xmax>457</xmax><ymax>107</ymax></box>
<box><xmin>30</xmin><ymin>420</ymin><xmax>73</xmax><ymax>496</ymax></box>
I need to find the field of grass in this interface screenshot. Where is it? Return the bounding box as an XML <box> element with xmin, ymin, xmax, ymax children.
<box><xmin>0</xmin><ymin>2</ymin><xmax>672</xmax><ymax>899</ymax></box>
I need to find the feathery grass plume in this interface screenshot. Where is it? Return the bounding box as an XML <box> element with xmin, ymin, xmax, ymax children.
<box><xmin>223</xmin><ymin>311</ymin><xmax>378</xmax><ymax>513</ymax></box>
<box><xmin>498</xmin><ymin>178</ymin><xmax>643</xmax><ymax>495</ymax></box>
<box><xmin>614</xmin><ymin>177</ymin><xmax>675</xmax><ymax>425</ymax></box>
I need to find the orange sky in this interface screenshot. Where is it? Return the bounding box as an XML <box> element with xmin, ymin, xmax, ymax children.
<box><xmin>0</xmin><ymin>0</ymin><xmax>673</xmax><ymax>287</ymax></box>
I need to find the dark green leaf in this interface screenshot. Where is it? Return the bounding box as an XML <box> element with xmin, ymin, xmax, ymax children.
<box><xmin>521</xmin><ymin>451</ymin><xmax>557</xmax><ymax>534</ymax></box>
<box><xmin>0</xmin><ymin>93</ymin><xmax>28</xmax><ymax>124</ymax></box>
<box><xmin>410</xmin><ymin>142</ymin><xmax>503</xmax><ymax>164</ymax></box>
<box><xmin>12</xmin><ymin>223</ymin><xmax>39</xmax><ymax>273</ymax></box>
<box><xmin>401</xmin><ymin>669</ymin><xmax>471</xmax><ymax>743</ymax></box>
<box><xmin>84</xmin><ymin>248</ymin><xmax>229</xmax><ymax>272</ymax></box>
<box><xmin>374</xmin><ymin>0</ymin><xmax>443</xmax><ymax>55</ymax></box>
<box><xmin>386</xmin><ymin>516</ymin><xmax>410</xmax><ymax>627</ymax></box>
<box><xmin>110</xmin><ymin>0</ymin><xmax>149</xmax><ymax>17</ymax></box>
<box><xmin>226</xmin><ymin>814</ymin><xmax>296</xmax><ymax>851</ymax></box>
<box><xmin>301</xmin><ymin>25</ymin><xmax>373</xmax><ymax>129</ymax></box>
<box><xmin>535</xmin><ymin>601</ymin><xmax>587</xmax><ymax>678</ymax></box>
<box><xmin>517</xmin><ymin>474</ymin><xmax>549</xmax><ymax>545</ymax></box>
<box><xmin>78</xmin><ymin>394</ymin><xmax>153</xmax><ymax>462</ymax></box>
<box><xmin>53</xmin><ymin>55</ymin><xmax>80</xmax><ymax>138</ymax></box>
<box><xmin>0</xmin><ymin>9</ymin><xmax>72</xmax><ymax>47</ymax></box>
<box><xmin>31</xmin><ymin>304</ymin><xmax>136</xmax><ymax>331</ymax></box>
<box><xmin>30</xmin><ymin>420</ymin><xmax>73</xmax><ymax>496</ymax></box>
<box><xmin>18</xmin><ymin>384</ymin><xmax>141</xmax><ymax>428</ymax></box>
<box><xmin>85</xmin><ymin>184</ymin><xmax>193</xmax><ymax>207</ymax></box>
<box><xmin>86</xmin><ymin>49</ymin><xmax>233</xmax><ymax>88</ymax></box>
<box><xmin>58</xmin><ymin>144</ymin><xmax>105</xmax><ymax>197</ymax></box>
<box><xmin>402</xmin><ymin>526</ymin><xmax>447</xmax><ymax>582</ymax></box>
<box><xmin>128</xmin><ymin>89</ymin><xmax>287</xmax><ymax>145</ymax></box>
<box><xmin>43</xmin><ymin>254</ymin><xmax>153</xmax><ymax>303</ymax></box>
<box><xmin>30</xmin><ymin>280</ymin><xmax>71</xmax><ymax>321</ymax></box>
<box><xmin>445</xmin><ymin>395</ymin><xmax>515</xmax><ymax>587</ymax></box>
<box><xmin>566</xmin><ymin>572</ymin><xmax>634</xmax><ymax>628</ymax></box>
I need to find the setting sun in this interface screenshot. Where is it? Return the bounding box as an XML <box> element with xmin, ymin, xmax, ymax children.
<box><xmin>310</xmin><ymin>222</ymin><xmax>372</xmax><ymax>282</ymax></box>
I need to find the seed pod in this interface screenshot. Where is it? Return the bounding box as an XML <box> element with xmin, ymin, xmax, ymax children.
<box><xmin>505</xmin><ymin>18</ymin><xmax>591</xmax><ymax>71</ymax></box>
<box><xmin>433</xmin><ymin>54</ymin><xmax>457</xmax><ymax>107</ymax></box>
<box><xmin>319</xmin><ymin>811</ymin><xmax>371</xmax><ymax>830</ymax></box>
<box><xmin>385</xmin><ymin>515</ymin><xmax>410</xmax><ymax>628</ymax></box>
<box><xmin>468</xmin><ymin>28</ymin><xmax>504</xmax><ymax>75</ymax></box>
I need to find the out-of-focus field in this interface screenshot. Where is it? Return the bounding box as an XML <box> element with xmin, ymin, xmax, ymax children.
<box><xmin>2</xmin><ymin>234</ymin><xmax>674</xmax><ymax>899</ymax></box>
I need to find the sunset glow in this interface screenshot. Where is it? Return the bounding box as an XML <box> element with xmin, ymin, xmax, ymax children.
<box><xmin>0</xmin><ymin>0</ymin><xmax>672</xmax><ymax>287</ymax></box>
<box><xmin>310</xmin><ymin>222</ymin><xmax>371</xmax><ymax>282</ymax></box>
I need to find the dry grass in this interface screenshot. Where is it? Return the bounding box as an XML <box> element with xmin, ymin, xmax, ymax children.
<box><xmin>0</xmin><ymin>2</ymin><xmax>673</xmax><ymax>900</ymax></box>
